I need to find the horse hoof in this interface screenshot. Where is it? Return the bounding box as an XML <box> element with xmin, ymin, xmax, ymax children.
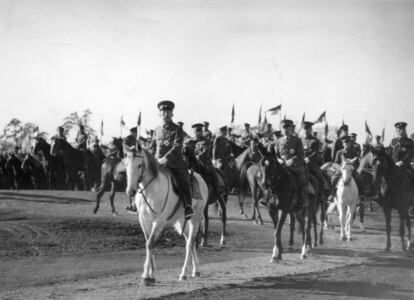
<box><xmin>340</xmin><ymin>236</ymin><xmax>346</xmax><ymax>241</ymax></box>
<box><xmin>179</xmin><ymin>275</ymin><xmax>187</xmax><ymax>281</ymax></box>
<box><xmin>319</xmin><ymin>239</ymin><xmax>324</xmax><ymax>245</ymax></box>
<box><xmin>347</xmin><ymin>237</ymin><xmax>353</xmax><ymax>242</ymax></box>
<box><xmin>259</xmin><ymin>220</ymin><xmax>264</xmax><ymax>226</ymax></box>
<box><xmin>93</xmin><ymin>209</ymin><xmax>98</xmax><ymax>214</ymax></box>
<box><xmin>141</xmin><ymin>277</ymin><xmax>155</xmax><ymax>286</ymax></box>
<box><xmin>313</xmin><ymin>243</ymin><xmax>317</xmax><ymax>248</ymax></box>
<box><xmin>300</xmin><ymin>254</ymin><xmax>307</xmax><ymax>260</ymax></box>
<box><xmin>271</xmin><ymin>257</ymin><xmax>281</xmax><ymax>263</ymax></box>
<box><xmin>243</xmin><ymin>214</ymin><xmax>248</xmax><ymax>219</ymax></box>
<box><xmin>192</xmin><ymin>272</ymin><xmax>201</xmax><ymax>278</ymax></box>
<box><xmin>112</xmin><ymin>212</ymin><xmax>119</xmax><ymax>217</ymax></box>
<box><xmin>359</xmin><ymin>224</ymin><xmax>365</xmax><ymax>232</ymax></box>
<box><xmin>384</xmin><ymin>247</ymin><xmax>391</xmax><ymax>253</ymax></box>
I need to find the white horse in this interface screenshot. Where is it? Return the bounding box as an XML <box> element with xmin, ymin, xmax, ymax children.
<box><xmin>336</xmin><ymin>158</ymin><xmax>359</xmax><ymax>241</ymax></box>
<box><xmin>124</xmin><ymin>147</ymin><xmax>208</xmax><ymax>285</ymax></box>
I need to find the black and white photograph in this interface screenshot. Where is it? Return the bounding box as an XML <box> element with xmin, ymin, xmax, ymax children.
<box><xmin>1</xmin><ymin>0</ymin><xmax>413</xmax><ymax>299</ymax></box>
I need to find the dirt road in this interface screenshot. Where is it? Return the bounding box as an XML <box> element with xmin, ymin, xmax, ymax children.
<box><xmin>0</xmin><ymin>190</ymin><xmax>412</xmax><ymax>299</ymax></box>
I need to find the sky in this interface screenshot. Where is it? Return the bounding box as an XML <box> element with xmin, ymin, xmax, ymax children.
<box><xmin>1</xmin><ymin>0</ymin><xmax>414</xmax><ymax>144</ymax></box>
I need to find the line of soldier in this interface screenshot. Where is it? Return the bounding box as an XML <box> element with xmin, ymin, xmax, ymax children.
<box><xmin>48</xmin><ymin>101</ymin><xmax>413</xmax><ymax>217</ymax></box>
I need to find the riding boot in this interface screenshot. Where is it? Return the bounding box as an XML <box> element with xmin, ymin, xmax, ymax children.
<box><xmin>329</xmin><ymin>170</ymin><xmax>341</xmax><ymax>202</ymax></box>
<box><xmin>170</xmin><ymin>168</ymin><xmax>194</xmax><ymax>219</ymax></box>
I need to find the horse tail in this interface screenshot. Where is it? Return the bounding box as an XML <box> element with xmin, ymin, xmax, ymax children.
<box><xmin>238</xmin><ymin>161</ymin><xmax>254</xmax><ymax>196</ymax></box>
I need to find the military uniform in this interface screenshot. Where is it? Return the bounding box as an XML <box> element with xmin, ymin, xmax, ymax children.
<box><xmin>275</xmin><ymin>131</ymin><xmax>308</xmax><ymax>208</ymax></box>
<box><xmin>213</xmin><ymin>132</ymin><xmax>232</xmax><ymax>173</ymax></box>
<box><xmin>303</xmin><ymin>134</ymin><xmax>325</xmax><ymax>195</ymax></box>
<box><xmin>203</xmin><ymin>129</ymin><xmax>213</xmax><ymax>142</ymax></box>
<box><xmin>389</xmin><ymin>134</ymin><xmax>414</xmax><ymax>169</ymax></box>
<box><xmin>76</xmin><ymin>131</ymin><xmax>88</xmax><ymax>150</ymax></box>
<box><xmin>226</xmin><ymin>132</ymin><xmax>241</xmax><ymax>143</ymax></box>
<box><xmin>123</xmin><ymin>134</ymin><xmax>137</xmax><ymax>155</ymax></box>
<box><xmin>240</xmin><ymin>130</ymin><xmax>254</xmax><ymax>148</ymax></box>
<box><xmin>331</xmin><ymin>143</ymin><xmax>363</xmax><ymax>196</ymax></box>
<box><xmin>352</xmin><ymin>142</ymin><xmax>362</xmax><ymax>157</ymax></box>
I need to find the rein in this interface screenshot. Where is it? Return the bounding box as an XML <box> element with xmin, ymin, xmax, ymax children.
<box><xmin>135</xmin><ymin>154</ymin><xmax>170</xmax><ymax>215</ymax></box>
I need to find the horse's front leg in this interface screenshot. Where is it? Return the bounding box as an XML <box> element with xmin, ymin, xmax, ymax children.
<box><xmin>200</xmin><ymin>206</ymin><xmax>209</xmax><ymax>247</ymax></box>
<box><xmin>109</xmin><ymin>182</ymin><xmax>118</xmax><ymax>216</ymax></box>
<box><xmin>383</xmin><ymin>204</ymin><xmax>392</xmax><ymax>251</ymax></box>
<box><xmin>141</xmin><ymin>221</ymin><xmax>162</xmax><ymax>285</ymax></box>
<box><xmin>405</xmin><ymin>210</ymin><xmax>412</xmax><ymax>250</ymax></box>
<box><xmin>319</xmin><ymin>199</ymin><xmax>326</xmax><ymax>245</ymax></box>
<box><xmin>180</xmin><ymin>221</ymin><xmax>196</xmax><ymax>281</ymax></box>
<box><xmin>218</xmin><ymin>194</ymin><xmax>227</xmax><ymax>246</ymax></box>
<box><xmin>288</xmin><ymin>213</ymin><xmax>295</xmax><ymax>248</ymax></box>
<box><xmin>399</xmin><ymin>210</ymin><xmax>406</xmax><ymax>251</ymax></box>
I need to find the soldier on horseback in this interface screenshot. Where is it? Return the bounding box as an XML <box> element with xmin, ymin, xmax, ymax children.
<box><xmin>213</xmin><ymin>126</ymin><xmax>233</xmax><ymax>174</ymax></box>
<box><xmin>149</xmin><ymin>100</ymin><xmax>194</xmax><ymax>219</ymax></box>
<box><xmin>333</xmin><ymin>124</ymin><xmax>349</xmax><ymax>160</ymax></box>
<box><xmin>302</xmin><ymin>121</ymin><xmax>325</xmax><ymax>198</ymax></box>
<box><xmin>226</xmin><ymin>126</ymin><xmax>241</xmax><ymax>143</ymax></box>
<box><xmin>388</xmin><ymin>122</ymin><xmax>414</xmax><ymax>187</ymax></box>
<box><xmin>241</xmin><ymin>123</ymin><xmax>254</xmax><ymax>148</ymax></box>
<box><xmin>329</xmin><ymin>136</ymin><xmax>364</xmax><ymax>202</ymax></box>
<box><xmin>123</xmin><ymin>127</ymin><xmax>138</xmax><ymax>156</ymax></box>
<box><xmin>75</xmin><ymin>125</ymin><xmax>88</xmax><ymax>150</ymax></box>
<box><xmin>268</xmin><ymin>119</ymin><xmax>309</xmax><ymax>208</ymax></box>
<box><xmin>203</xmin><ymin>121</ymin><xmax>213</xmax><ymax>142</ymax></box>
<box><xmin>56</xmin><ymin>126</ymin><xmax>67</xmax><ymax>141</ymax></box>
<box><xmin>186</xmin><ymin>123</ymin><xmax>220</xmax><ymax>199</ymax></box>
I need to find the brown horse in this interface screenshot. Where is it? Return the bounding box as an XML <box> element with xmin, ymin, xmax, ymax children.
<box><xmin>259</xmin><ymin>155</ymin><xmax>312</xmax><ymax>261</ymax></box>
<box><xmin>371</xmin><ymin>148</ymin><xmax>412</xmax><ymax>251</ymax></box>
<box><xmin>50</xmin><ymin>138</ymin><xmax>101</xmax><ymax>190</ymax></box>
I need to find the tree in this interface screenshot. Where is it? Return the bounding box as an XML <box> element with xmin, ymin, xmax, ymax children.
<box><xmin>61</xmin><ymin>109</ymin><xmax>97</xmax><ymax>144</ymax></box>
<box><xmin>5</xmin><ymin>118</ymin><xmax>23</xmax><ymax>146</ymax></box>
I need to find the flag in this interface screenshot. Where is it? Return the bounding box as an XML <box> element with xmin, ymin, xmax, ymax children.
<box><xmin>283</xmin><ymin>114</ymin><xmax>286</xmax><ymax>120</ymax></box>
<box><xmin>100</xmin><ymin>120</ymin><xmax>104</xmax><ymax>136</ymax></box>
<box><xmin>264</xmin><ymin>115</ymin><xmax>268</xmax><ymax>125</ymax></box>
<box><xmin>324</xmin><ymin>122</ymin><xmax>329</xmax><ymax>138</ymax></box>
<box><xmin>120</xmin><ymin>115</ymin><xmax>125</xmax><ymax>127</ymax></box>
<box><xmin>266</xmin><ymin>104</ymin><xmax>282</xmax><ymax>115</ymax></box>
<box><xmin>314</xmin><ymin>111</ymin><xmax>326</xmax><ymax>124</ymax></box>
<box><xmin>258</xmin><ymin>105</ymin><xmax>262</xmax><ymax>126</ymax></box>
<box><xmin>300</xmin><ymin>112</ymin><xmax>305</xmax><ymax>128</ymax></box>
<box><xmin>231</xmin><ymin>104</ymin><xmax>235</xmax><ymax>124</ymax></box>
<box><xmin>365</xmin><ymin>120</ymin><xmax>372</xmax><ymax>136</ymax></box>
<box><xmin>381</xmin><ymin>127</ymin><xmax>385</xmax><ymax>142</ymax></box>
<box><xmin>342</xmin><ymin>118</ymin><xmax>345</xmax><ymax>127</ymax></box>
<box><xmin>137</xmin><ymin>111</ymin><xmax>142</xmax><ymax>127</ymax></box>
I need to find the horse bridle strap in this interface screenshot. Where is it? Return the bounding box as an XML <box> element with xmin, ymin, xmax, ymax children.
<box><xmin>137</xmin><ymin>165</ymin><xmax>170</xmax><ymax>215</ymax></box>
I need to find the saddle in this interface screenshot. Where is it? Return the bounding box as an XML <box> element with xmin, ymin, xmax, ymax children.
<box><xmin>163</xmin><ymin>168</ymin><xmax>203</xmax><ymax>200</ymax></box>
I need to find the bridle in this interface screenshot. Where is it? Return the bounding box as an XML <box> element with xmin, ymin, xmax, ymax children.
<box><xmin>130</xmin><ymin>151</ymin><xmax>170</xmax><ymax>215</ymax></box>
<box><xmin>341</xmin><ymin>162</ymin><xmax>354</xmax><ymax>186</ymax></box>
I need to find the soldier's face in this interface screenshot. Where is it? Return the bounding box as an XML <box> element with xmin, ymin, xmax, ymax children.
<box><xmin>194</xmin><ymin>129</ymin><xmax>202</xmax><ymax>138</ymax></box>
<box><xmin>395</xmin><ymin>128</ymin><xmax>403</xmax><ymax>137</ymax></box>
<box><xmin>305</xmin><ymin>128</ymin><xmax>312</xmax><ymax>136</ymax></box>
<box><xmin>159</xmin><ymin>110</ymin><xmax>173</xmax><ymax>123</ymax></box>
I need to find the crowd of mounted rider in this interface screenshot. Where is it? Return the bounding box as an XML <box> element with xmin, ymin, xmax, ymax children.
<box><xmin>0</xmin><ymin>103</ymin><xmax>413</xmax><ymax>214</ymax></box>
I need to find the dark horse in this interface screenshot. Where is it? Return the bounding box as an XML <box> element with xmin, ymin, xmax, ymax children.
<box><xmin>4</xmin><ymin>154</ymin><xmax>31</xmax><ymax>189</ymax></box>
<box><xmin>50</xmin><ymin>138</ymin><xmax>101</xmax><ymax>190</ymax></box>
<box><xmin>259</xmin><ymin>155</ymin><xmax>312</xmax><ymax>261</ymax></box>
<box><xmin>22</xmin><ymin>153</ymin><xmax>47</xmax><ymax>189</ymax></box>
<box><xmin>93</xmin><ymin>138</ymin><xmax>132</xmax><ymax>215</ymax></box>
<box><xmin>371</xmin><ymin>148</ymin><xmax>412</xmax><ymax>251</ymax></box>
<box><xmin>33</xmin><ymin>137</ymin><xmax>65</xmax><ymax>189</ymax></box>
<box><xmin>183</xmin><ymin>143</ymin><xmax>228</xmax><ymax>247</ymax></box>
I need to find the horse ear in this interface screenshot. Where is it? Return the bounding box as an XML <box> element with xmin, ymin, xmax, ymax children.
<box><xmin>351</xmin><ymin>157</ymin><xmax>357</xmax><ymax>164</ymax></box>
<box><xmin>136</xmin><ymin>142</ymin><xmax>142</xmax><ymax>152</ymax></box>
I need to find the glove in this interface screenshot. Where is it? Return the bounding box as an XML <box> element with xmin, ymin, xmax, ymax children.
<box><xmin>158</xmin><ymin>157</ymin><xmax>168</xmax><ymax>165</ymax></box>
<box><xmin>395</xmin><ymin>161</ymin><xmax>403</xmax><ymax>167</ymax></box>
<box><xmin>277</xmin><ymin>158</ymin><xmax>285</xmax><ymax>165</ymax></box>
<box><xmin>285</xmin><ymin>159</ymin><xmax>294</xmax><ymax>167</ymax></box>
<box><xmin>304</xmin><ymin>157</ymin><xmax>310</xmax><ymax>164</ymax></box>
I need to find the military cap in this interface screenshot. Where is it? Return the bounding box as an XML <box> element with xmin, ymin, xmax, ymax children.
<box><xmin>227</xmin><ymin>126</ymin><xmax>233</xmax><ymax>131</ymax></box>
<box><xmin>191</xmin><ymin>123</ymin><xmax>203</xmax><ymax>130</ymax></box>
<box><xmin>146</xmin><ymin>129</ymin><xmax>154</xmax><ymax>134</ymax></box>
<box><xmin>244</xmin><ymin>123</ymin><xmax>250</xmax><ymax>127</ymax></box>
<box><xmin>177</xmin><ymin>121</ymin><xmax>184</xmax><ymax>126</ymax></box>
<box><xmin>375</xmin><ymin>135</ymin><xmax>381</xmax><ymax>139</ymax></box>
<box><xmin>350</xmin><ymin>133</ymin><xmax>357</xmax><ymax>138</ymax></box>
<box><xmin>339</xmin><ymin>124</ymin><xmax>349</xmax><ymax>131</ymax></box>
<box><xmin>157</xmin><ymin>100</ymin><xmax>175</xmax><ymax>111</ymax></box>
<box><xmin>272</xmin><ymin>130</ymin><xmax>282</xmax><ymax>137</ymax></box>
<box><xmin>303</xmin><ymin>121</ymin><xmax>313</xmax><ymax>129</ymax></box>
<box><xmin>130</xmin><ymin>127</ymin><xmax>137</xmax><ymax>133</ymax></box>
<box><xmin>220</xmin><ymin>126</ymin><xmax>228</xmax><ymax>131</ymax></box>
<box><xmin>281</xmin><ymin>119</ymin><xmax>294</xmax><ymax>128</ymax></box>
<box><xmin>57</xmin><ymin>126</ymin><xmax>64</xmax><ymax>131</ymax></box>
<box><xmin>203</xmin><ymin>121</ymin><xmax>210</xmax><ymax>126</ymax></box>
<box><xmin>341</xmin><ymin>136</ymin><xmax>351</xmax><ymax>143</ymax></box>
<box><xmin>395</xmin><ymin>122</ymin><xmax>407</xmax><ymax>129</ymax></box>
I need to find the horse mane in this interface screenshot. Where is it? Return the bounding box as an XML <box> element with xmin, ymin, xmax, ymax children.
<box><xmin>142</xmin><ymin>148</ymin><xmax>159</xmax><ymax>177</ymax></box>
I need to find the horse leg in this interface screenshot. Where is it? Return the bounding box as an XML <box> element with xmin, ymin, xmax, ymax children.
<box><xmin>93</xmin><ymin>181</ymin><xmax>107</xmax><ymax>214</ymax></box>
<box><xmin>180</xmin><ymin>221</ymin><xmax>196</xmax><ymax>281</ymax></box>
<box><xmin>359</xmin><ymin>197</ymin><xmax>365</xmax><ymax>231</ymax></box>
<box><xmin>200</xmin><ymin>205</ymin><xmax>209</xmax><ymax>247</ymax></box>
<box><xmin>319</xmin><ymin>199</ymin><xmax>326</xmax><ymax>245</ymax></box>
<box><xmin>250</xmin><ymin>185</ymin><xmax>257</xmax><ymax>223</ymax></box>
<box><xmin>288</xmin><ymin>213</ymin><xmax>295</xmax><ymax>248</ymax></box>
<box><xmin>346</xmin><ymin>205</ymin><xmax>354</xmax><ymax>241</ymax></box>
<box><xmin>296</xmin><ymin>209</ymin><xmax>309</xmax><ymax>259</ymax></box>
<box><xmin>337</xmin><ymin>201</ymin><xmax>345</xmax><ymax>241</ymax></box>
<box><xmin>189</xmin><ymin>216</ymin><xmax>202</xmax><ymax>278</ymax></box>
<box><xmin>383</xmin><ymin>205</ymin><xmax>392</xmax><ymax>252</ymax></box>
<box><xmin>109</xmin><ymin>182</ymin><xmax>118</xmax><ymax>216</ymax></box>
<box><xmin>405</xmin><ymin>210</ymin><xmax>412</xmax><ymax>250</ymax></box>
<box><xmin>141</xmin><ymin>221</ymin><xmax>162</xmax><ymax>285</ymax></box>
<box><xmin>399</xmin><ymin>210</ymin><xmax>406</xmax><ymax>251</ymax></box>
<box><xmin>270</xmin><ymin>208</ymin><xmax>286</xmax><ymax>263</ymax></box>
<box><xmin>218</xmin><ymin>194</ymin><xmax>227</xmax><ymax>246</ymax></box>
<box><xmin>238</xmin><ymin>193</ymin><xmax>248</xmax><ymax>219</ymax></box>
<box><xmin>312</xmin><ymin>204</ymin><xmax>318</xmax><ymax>248</ymax></box>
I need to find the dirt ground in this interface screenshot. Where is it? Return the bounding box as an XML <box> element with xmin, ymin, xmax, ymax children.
<box><xmin>0</xmin><ymin>190</ymin><xmax>413</xmax><ymax>300</ymax></box>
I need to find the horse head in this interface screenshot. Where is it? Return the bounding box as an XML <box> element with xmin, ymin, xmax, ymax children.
<box><xmin>371</xmin><ymin>148</ymin><xmax>389</xmax><ymax>185</ymax></box>
<box><xmin>124</xmin><ymin>143</ymin><xmax>156</xmax><ymax>197</ymax></box>
<box><xmin>340</xmin><ymin>158</ymin><xmax>355</xmax><ymax>185</ymax></box>
<box><xmin>21</xmin><ymin>154</ymin><xmax>32</xmax><ymax>172</ymax></box>
<box><xmin>259</xmin><ymin>155</ymin><xmax>282</xmax><ymax>191</ymax></box>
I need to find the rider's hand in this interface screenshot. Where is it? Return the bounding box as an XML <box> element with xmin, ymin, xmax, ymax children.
<box><xmin>304</xmin><ymin>157</ymin><xmax>310</xmax><ymax>164</ymax></box>
<box><xmin>158</xmin><ymin>157</ymin><xmax>168</xmax><ymax>166</ymax></box>
<box><xmin>395</xmin><ymin>161</ymin><xmax>403</xmax><ymax>167</ymax></box>
<box><xmin>285</xmin><ymin>159</ymin><xmax>294</xmax><ymax>167</ymax></box>
<box><xmin>277</xmin><ymin>158</ymin><xmax>285</xmax><ymax>165</ymax></box>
